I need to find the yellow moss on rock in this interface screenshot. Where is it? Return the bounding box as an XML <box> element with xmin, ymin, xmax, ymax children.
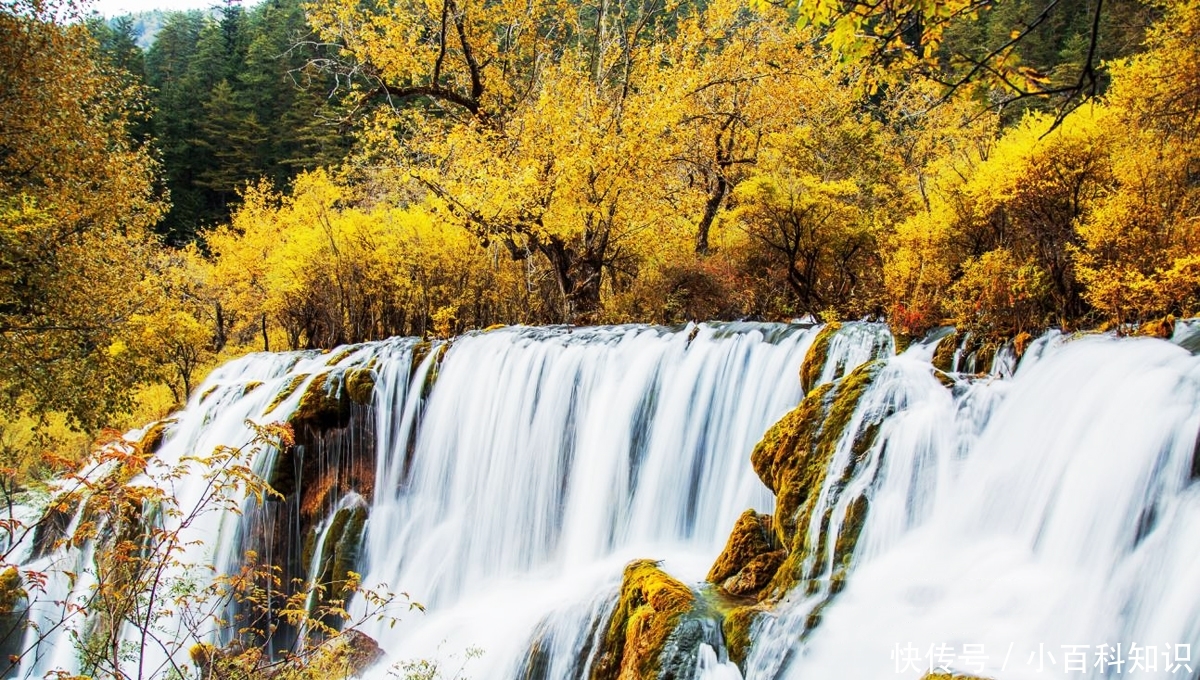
<box><xmin>1136</xmin><ymin>315</ymin><xmax>1176</xmax><ymax>339</ymax></box>
<box><xmin>266</xmin><ymin>373</ymin><xmax>309</xmax><ymax>414</ymax></box>
<box><xmin>706</xmin><ymin>510</ymin><xmax>774</xmax><ymax>584</ymax></box>
<box><xmin>590</xmin><ymin>560</ymin><xmax>698</xmax><ymax>680</ymax></box>
<box><xmin>722</xmin><ymin>605</ymin><xmax>765</xmax><ymax>669</ymax></box>
<box><xmin>722</xmin><ymin>549</ymin><xmax>786</xmax><ymax>597</ymax></box>
<box><xmin>344</xmin><ymin>368</ymin><xmax>376</xmax><ymax>405</ymax></box>
<box><xmin>324</xmin><ymin>345</ymin><xmax>362</xmax><ymax>367</ymax></box>
<box><xmin>139</xmin><ymin>418</ymin><xmax>175</xmax><ymax>454</ymax></box>
<box><xmin>800</xmin><ymin>322</ymin><xmax>842</xmax><ymax>394</ymax></box>
<box><xmin>290</xmin><ymin>373</ymin><xmax>351</xmax><ymax>431</ymax></box>
<box><xmin>0</xmin><ymin>567</ymin><xmax>26</xmax><ymax>614</ymax></box>
<box><xmin>750</xmin><ymin>360</ymin><xmax>886</xmax><ymax>600</ymax></box>
<box><xmin>705</xmin><ymin>509</ymin><xmax>784</xmax><ymax>599</ymax></box>
<box><xmin>932</xmin><ymin>330</ymin><xmax>959</xmax><ymax>372</ymax></box>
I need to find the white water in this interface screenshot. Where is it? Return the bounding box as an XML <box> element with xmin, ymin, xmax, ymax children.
<box><xmin>739</xmin><ymin>333</ymin><xmax>1200</xmax><ymax>680</ymax></box>
<box><xmin>10</xmin><ymin>340</ymin><xmax>406</xmax><ymax>679</ymax></box>
<box><xmin>352</xmin><ymin>322</ymin><xmax>872</xmax><ymax>677</ymax></box>
<box><xmin>11</xmin><ymin>321</ymin><xmax>1200</xmax><ymax>680</ymax></box>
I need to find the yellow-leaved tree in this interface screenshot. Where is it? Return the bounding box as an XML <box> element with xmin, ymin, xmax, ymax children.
<box><xmin>0</xmin><ymin>0</ymin><xmax>168</xmax><ymax>430</ymax></box>
<box><xmin>1074</xmin><ymin>0</ymin><xmax>1200</xmax><ymax>325</ymax></box>
<box><xmin>311</xmin><ymin>0</ymin><xmax>707</xmax><ymax>321</ymax></box>
<box><xmin>206</xmin><ymin>170</ymin><xmax>525</xmax><ymax>347</ymax></box>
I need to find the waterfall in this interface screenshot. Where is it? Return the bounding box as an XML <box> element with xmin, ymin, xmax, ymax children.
<box><xmin>745</xmin><ymin>333</ymin><xmax>1200</xmax><ymax>680</ymax></box>
<box><xmin>8</xmin><ymin>320</ymin><xmax>1198</xmax><ymax>680</ymax></box>
<box><xmin>352</xmin><ymin>322</ymin><xmax>859</xmax><ymax>676</ymax></box>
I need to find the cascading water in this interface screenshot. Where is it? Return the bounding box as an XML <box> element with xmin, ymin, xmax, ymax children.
<box><xmin>8</xmin><ymin>320</ymin><xmax>1199</xmax><ymax>680</ymax></box>
<box><xmin>352</xmin><ymin>322</ymin><xmax>864</xmax><ymax>677</ymax></box>
<box><xmin>746</xmin><ymin>333</ymin><xmax>1200</xmax><ymax>680</ymax></box>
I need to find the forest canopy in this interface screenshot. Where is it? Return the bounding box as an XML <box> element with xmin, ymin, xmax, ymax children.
<box><xmin>1</xmin><ymin>0</ymin><xmax>1198</xmax><ymax>475</ymax></box>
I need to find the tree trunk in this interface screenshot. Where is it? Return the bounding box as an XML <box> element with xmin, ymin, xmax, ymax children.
<box><xmin>540</xmin><ymin>237</ymin><xmax>603</xmax><ymax>322</ymax></box>
<box><xmin>213</xmin><ymin>303</ymin><xmax>227</xmax><ymax>352</ymax></box>
<box><xmin>696</xmin><ymin>173</ymin><xmax>728</xmax><ymax>256</ymax></box>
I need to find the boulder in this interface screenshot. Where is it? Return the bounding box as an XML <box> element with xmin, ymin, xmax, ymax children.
<box><xmin>750</xmin><ymin>360</ymin><xmax>886</xmax><ymax>600</ymax></box>
<box><xmin>706</xmin><ymin>510</ymin><xmax>784</xmax><ymax>599</ymax></box>
<box><xmin>722</xmin><ymin>550</ymin><xmax>786</xmax><ymax>597</ymax></box>
<box><xmin>590</xmin><ymin>560</ymin><xmax>708</xmax><ymax>680</ymax></box>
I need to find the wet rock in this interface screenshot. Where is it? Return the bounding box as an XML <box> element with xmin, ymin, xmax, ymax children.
<box><xmin>800</xmin><ymin>322</ymin><xmax>841</xmax><ymax>393</ymax></box>
<box><xmin>306</xmin><ymin>629</ymin><xmax>386</xmax><ymax>677</ymax></box>
<box><xmin>750</xmin><ymin>360</ymin><xmax>886</xmax><ymax>600</ymax></box>
<box><xmin>139</xmin><ymin>418</ymin><xmax>175</xmax><ymax>454</ymax></box>
<box><xmin>291</xmin><ymin>373</ymin><xmax>352</xmax><ymax>431</ymax></box>
<box><xmin>591</xmin><ymin>560</ymin><xmax>706</xmax><ymax>680</ymax></box>
<box><xmin>0</xmin><ymin>566</ymin><xmax>28</xmax><ymax>667</ymax></box>
<box><xmin>722</xmin><ymin>605</ymin><xmax>765</xmax><ymax>669</ymax></box>
<box><xmin>706</xmin><ymin>510</ymin><xmax>775</xmax><ymax>584</ymax></box>
<box><xmin>932</xmin><ymin>330</ymin><xmax>959</xmax><ymax>372</ymax></box>
<box><xmin>344</xmin><ymin>368</ymin><xmax>376</xmax><ymax>405</ymax></box>
<box><xmin>706</xmin><ymin>510</ymin><xmax>784</xmax><ymax>599</ymax></box>
<box><xmin>722</xmin><ymin>549</ymin><xmax>786</xmax><ymax>597</ymax></box>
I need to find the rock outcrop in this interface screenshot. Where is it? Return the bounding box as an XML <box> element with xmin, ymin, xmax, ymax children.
<box><xmin>590</xmin><ymin>560</ymin><xmax>713</xmax><ymax>680</ymax></box>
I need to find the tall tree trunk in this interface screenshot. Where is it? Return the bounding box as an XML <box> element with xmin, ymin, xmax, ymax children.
<box><xmin>213</xmin><ymin>303</ymin><xmax>227</xmax><ymax>352</ymax></box>
<box><xmin>540</xmin><ymin>237</ymin><xmax>603</xmax><ymax>322</ymax></box>
<box><xmin>696</xmin><ymin>173</ymin><xmax>728</xmax><ymax>256</ymax></box>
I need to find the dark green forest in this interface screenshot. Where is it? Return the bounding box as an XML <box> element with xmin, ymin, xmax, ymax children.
<box><xmin>90</xmin><ymin>0</ymin><xmax>352</xmax><ymax>244</ymax></box>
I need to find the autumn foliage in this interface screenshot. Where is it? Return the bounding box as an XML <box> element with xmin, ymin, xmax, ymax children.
<box><xmin>2</xmin><ymin>0</ymin><xmax>1200</xmax><ymax>472</ymax></box>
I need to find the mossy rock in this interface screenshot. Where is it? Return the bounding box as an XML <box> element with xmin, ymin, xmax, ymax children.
<box><xmin>750</xmin><ymin>360</ymin><xmax>887</xmax><ymax>600</ymax></box>
<box><xmin>707</xmin><ymin>510</ymin><xmax>775</xmax><ymax>584</ymax></box>
<box><xmin>266</xmin><ymin>373</ymin><xmax>310</xmax><ymax>414</ymax></box>
<box><xmin>722</xmin><ymin>605</ymin><xmax>765</xmax><ymax>669</ymax></box>
<box><xmin>590</xmin><ymin>560</ymin><xmax>703</xmax><ymax>680</ymax></box>
<box><xmin>308</xmin><ymin>629</ymin><xmax>386</xmax><ymax>676</ymax></box>
<box><xmin>412</xmin><ymin>342</ymin><xmax>450</xmax><ymax>399</ymax></box>
<box><xmin>800</xmin><ymin>322</ymin><xmax>842</xmax><ymax>394</ymax></box>
<box><xmin>0</xmin><ymin>567</ymin><xmax>28</xmax><ymax>679</ymax></box>
<box><xmin>309</xmin><ymin>505</ymin><xmax>369</xmax><ymax>614</ymax></box>
<box><xmin>932</xmin><ymin>369</ymin><xmax>957</xmax><ymax>389</ymax></box>
<box><xmin>139</xmin><ymin>419</ymin><xmax>175</xmax><ymax>455</ymax></box>
<box><xmin>0</xmin><ymin>567</ymin><xmax>26</xmax><ymax>615</ymax></box>
<box><xmin>829</xmin><ymin>495</ymin><xmax>870</xmax><ymax>594</ymax></box>
<box><xmin>932</xmin><ymin>330</ymin><xmax>959</xmax><ymax>372</ymax></box>
<box><xmin>1012</xmin><ymin>331</ymin><xmax>1034</xmax><ymax>359</ymax></box>
<box><xmin>199</xmin><ymin>385</ymin><xmax>220</xmax><ymax>404</ymax></box>
<box><xmin>1136</xmin><ymin>315</ymin><xmax>1176</xmax><ymax>339</ymax></box>
<box><xmin>32</xmin><ymin>491</ymin><xmax>82</xmax><ymax>558</ymax></box>
<box><xmin>344</xmin><ymin>368</ymin><xmax>376</xmax><ymax>406</ymax></box>
<box><xmin>325</xmin><ymin>345</ymin><xmax>362</xmax><ymax>367</ymax></box>
<box><xmin>707</xmin><ymin>510</ymin><xmax>783</xmax><ymax>598</ymax></box>
<box><xmin>958</xmin><ymin>335</ymin><xmax>999</xmax><ymax>374</ymax></box>
<box><xmin>290</xmin><ymin>373</ymin><xmax>352</xmax><ymax>432</ymax></box>
<box><xmin>242</xmin><ymin>380</ymin><xmax>263</xmax><ymax>397</ymax></box>
<box><xmin>723</xmin><ymin>549</ymin><xmax>786</xmax><ymax>597</ymax></box>
<box><xmin>411</xmin><ymin>341</ymin><xmax>434</xmax><ymax>374</ymax></box>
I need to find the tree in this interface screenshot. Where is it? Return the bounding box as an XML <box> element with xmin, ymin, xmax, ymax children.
<box><xmin>1073</xmin><ymin>0</ymin><xmax>1200</xmax><ymax>325</ymax></box>
<box><xmin>778</xmin><ymin>0</ymin><xmax>1154</xmax><ymax>121</ymax></box>
<box><xmin>145</xmin><ymin>10</ymin><xmax>207</xmax><ymax>245</ymax></box>
<box><xmin>722</xmin><ymin>46</ymin><xmax>903</xmax><ymax>319</ymax></box>
<box><xmin>310</xmin><ymin>0</ymin><xmax>701</xmax><ymax>320</ymax></box>
<box><xmin>0</xmin><ymin>0</ymin><xmax>168</xmax><ymax>430</ymax></box>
